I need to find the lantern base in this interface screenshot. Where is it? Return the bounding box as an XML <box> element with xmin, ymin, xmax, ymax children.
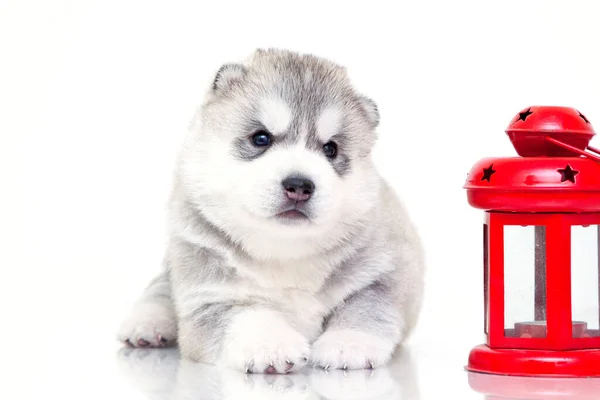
<box><xmin>467</xmin><ymin>344</ymin><xmax>600</xmax><ymax>377</ymax></box>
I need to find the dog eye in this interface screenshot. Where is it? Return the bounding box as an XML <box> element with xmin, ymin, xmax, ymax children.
<box><xmin>323</xmin><ymin>142</ymin><xmax>338</xmax><ymax>158</ymax></box>
<box><xmin>251</xmin><ymin>131</ymin><xmax>272</xmax><ymax>147</ymax></box>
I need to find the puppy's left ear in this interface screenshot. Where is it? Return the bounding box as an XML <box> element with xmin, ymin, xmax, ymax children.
<box><xmin>358</xmin><ymin>96</ymin><xmax>380</xmax><ymax>128</ymax></box>
<box><xmin>212</xmin><ymin>63</ymin><xmax>247</xmax><ymax>94</ymax></box>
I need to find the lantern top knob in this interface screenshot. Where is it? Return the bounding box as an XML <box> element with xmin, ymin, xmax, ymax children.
<box><xmin>506</xmin><ymin>106</ymin><xmax>595</xmax><ymax>158</ymax></box>
<box><xmin>465</xmin><ymin>105</ymin><xmax>600</xmax><ymax>212</ymax></box>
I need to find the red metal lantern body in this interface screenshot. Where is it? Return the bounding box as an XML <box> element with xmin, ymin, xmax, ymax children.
<box><xmin>464</xmin><ymin>106</ymin><xmax>600</xmax><ymax>377</ymax></box>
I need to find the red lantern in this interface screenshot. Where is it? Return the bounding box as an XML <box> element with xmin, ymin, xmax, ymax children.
<box><xmin>464</xmin><ymin>106</ymin><xmax>600</xmax><ymax>377</ymax></box>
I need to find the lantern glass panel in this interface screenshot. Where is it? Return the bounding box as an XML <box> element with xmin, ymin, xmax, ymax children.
<box><xmin>571</xmin><ymin>225</ymin><xmax>600</xmax><ymax>338</ymax></box>
<box><xmin>503</xmin><ymin>225</ymin><xmax>547</xmax><ymax>338</ymax></box>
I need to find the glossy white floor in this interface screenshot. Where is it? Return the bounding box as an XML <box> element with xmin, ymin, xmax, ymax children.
<box><xmin>109</xmin><ymin>344</ymin><xmax>600</xmax><ymax>400</ymax></box>
<box><xmin>7</xmin><ymin>328</ymin><xmax>600</xmax><ymax>400</ymax></box>
<box><xmin>1</xmin><ymin>339</ymin><xmax>483</xmax><ymax>400</ymax></box>
<box><xmin>114</xmin><ymin>345</ymin><xmax>600</xmax><ymax>400</ymax></box>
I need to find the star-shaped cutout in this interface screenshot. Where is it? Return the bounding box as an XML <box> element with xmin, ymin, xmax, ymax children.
<box><xmin>579</xmin><ymin>111</ymin><xmax>590</xmax><ymax>124</ymax></box>
<box><xmin>481</xmin><ymin>164</ymin><xmax>496</xmax><ymax>182</ymax></box>
<box><xmin>557</xmin><ymin>164</ymin><xmax>579</xmax><ymax>183</ymax></box>
<box><xmin>517</xmin><ymin>108</ymin><xmax>533</xmax><ymax>122</ymax></box>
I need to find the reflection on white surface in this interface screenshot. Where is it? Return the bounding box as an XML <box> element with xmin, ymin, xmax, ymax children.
<box><xmin>468</xmin><ymin>371</ymin><xmax>600</xmax><ymax>400</ymax></box>
<box><xmin>116</xmin><ymin>347</ymin><xmax>420</xmax><ymax>400</ymax></box>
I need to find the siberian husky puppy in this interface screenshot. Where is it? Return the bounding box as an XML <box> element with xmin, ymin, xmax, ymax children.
<box><xmin>118</xmin><ymin>49</ymin><xmax>425</xmax><ymax>374</ymax></box>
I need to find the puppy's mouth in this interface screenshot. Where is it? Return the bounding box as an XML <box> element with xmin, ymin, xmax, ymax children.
<box><xmin>274</xmin><ymin>204</ymin><xmax>311</xmax><ymax>222</ymax></box>
<box><xmin>277</xmin><ymin>209</ymin><xmax>309</xmax><ymax>219</ymax></box>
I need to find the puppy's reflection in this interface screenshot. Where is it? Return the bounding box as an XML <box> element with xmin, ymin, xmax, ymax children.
<box><xmin>116</xmin><ymin>347</ymin><xmax>420</xmax><ymax>400</ymax></box>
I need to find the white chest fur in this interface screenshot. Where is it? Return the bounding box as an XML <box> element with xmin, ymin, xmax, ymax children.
<box><xmin>231</xmin><ymin>255</ymin><xmax>331</xmax><ymax>292</ymax></box>
<box><xmin>226</xmin><ymin>255</ymin><xmax>335</xmax><ymax>340</ymax></box>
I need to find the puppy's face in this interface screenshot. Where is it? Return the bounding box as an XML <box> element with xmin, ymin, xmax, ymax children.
<box><xmin>181</xmin><ymin>50</ymin><xmax>380</xmax><ymax>248</ymax></box>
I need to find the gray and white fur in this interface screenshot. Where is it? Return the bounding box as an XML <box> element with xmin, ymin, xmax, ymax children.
<box><xmin>118</xmin><ymin>49</ymin><xmax>425</xmax><ymax>374</ymax></box>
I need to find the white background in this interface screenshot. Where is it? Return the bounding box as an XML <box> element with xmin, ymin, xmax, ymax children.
<box><xmin>2</xmin><ymin>0</ymin><xmax>600</xmax><ymax>399</ymax></box>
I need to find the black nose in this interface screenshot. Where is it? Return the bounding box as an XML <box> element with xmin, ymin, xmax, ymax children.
<box><xmin>282</xmin><ymin>176</ymin><xmax>315</xmax><ymax>201</ymax></box>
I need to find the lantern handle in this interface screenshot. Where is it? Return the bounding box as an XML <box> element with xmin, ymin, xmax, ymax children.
<box><xmin>587</xmin><ymin>145</ymin><xmax>600</xmax><ymax>156</ymax></box>
<box><xmin>545</xmin><ymin>136</ymin><xmax>600</xmax><ymax>164</ymax></box>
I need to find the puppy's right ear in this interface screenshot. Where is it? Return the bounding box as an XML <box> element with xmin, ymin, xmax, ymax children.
<box><xmin>212</xmin><ymin>63</ymin><xmax>247</xmax><ymax>94</ymax></box>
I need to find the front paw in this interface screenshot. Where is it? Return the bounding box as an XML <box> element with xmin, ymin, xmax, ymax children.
<box><xmin>117</xmin><ymin>302</ymin><xmax>177</xmax><ymax>348</ymax></box>
<box><xmin>220</xmin><ymin>309</ymin><xmax>310</xmax><ymax>374</ymax></box>
<box><xmin>311</xmin><ymin>329</ymin><xmax>396</xmax><ymax>370</ymax></box>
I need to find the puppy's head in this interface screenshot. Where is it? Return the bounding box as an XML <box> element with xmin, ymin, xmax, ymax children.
<box><xmin>180</xmin><ymin>49</ymin><xmax>381</xmax><ymax>256</ymax></box>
